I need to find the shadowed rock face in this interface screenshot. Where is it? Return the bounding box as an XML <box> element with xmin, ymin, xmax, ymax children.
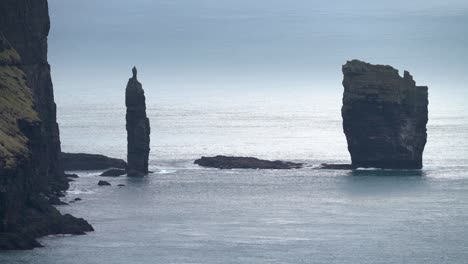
<box><xmin>342</xmin><ymin>60</ymin><xmax>428</xmax><ymax>169</ymax></box>
<box><xmin>0</xmin><ymin>0</ymin><xmax>65</xmax><ymax>193</ymax></box>
<box><xmin>195</xmin><ymin>156</ymin><xmax>303</xmax><ymax>170</ymax></box>
<box><xmin>0</xmin><ymin>0</ymin><xmax>93</xmax><ymax>250</ymax></box>
<box><xmin>125</xmin><ymin>67</ymin><xmax>150</xmax><ymax>177</ymax></box>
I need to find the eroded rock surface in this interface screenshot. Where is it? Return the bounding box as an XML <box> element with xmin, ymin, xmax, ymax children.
<box><xmin>126</xmin><ymin>67</ymin><xmax>150</xmax><ymax>177</ymax></box>
<box><xmin>341</xmin><ymin>60</ymin><xmax>428</xmax><ymax>169</ymax></box>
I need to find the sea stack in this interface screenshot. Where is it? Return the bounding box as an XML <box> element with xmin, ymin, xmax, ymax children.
<box><xmin>125</xmin><ymin>67</ymin><xmax>150</xmax><ymax>177</ymax></box>
<box><xmin>341</xmin><ymin>60</ymin><xmax>428</xmax><ymax>169</ymax></box>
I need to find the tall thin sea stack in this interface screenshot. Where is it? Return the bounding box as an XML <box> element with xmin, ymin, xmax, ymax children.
<box><xmin>125</xmin><ymin>67</ymin><xmax>150</xmax><ymax>176</ymax></box>
<box><xmin>341</xmin><ymin>60</ymin><xmax>428</xmax><ymax>169</ymax></box>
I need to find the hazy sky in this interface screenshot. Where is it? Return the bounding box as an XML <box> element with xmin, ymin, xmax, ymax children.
<box><xmin>48</xmin><ymin>0</ymin><xmax>468</xmax><ymax>106</ymax></box>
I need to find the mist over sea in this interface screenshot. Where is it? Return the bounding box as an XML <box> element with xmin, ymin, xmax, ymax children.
<box><xmin>1</xmin><ymin>0</ymin><xmax>467</xmax><ymax>263</ymax></box>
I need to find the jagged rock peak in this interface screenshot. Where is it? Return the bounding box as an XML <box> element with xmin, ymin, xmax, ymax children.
<box><xmin>132</xmin><ymin>66</ymin><xmax>137</xmax><ymax>79</ymax></box>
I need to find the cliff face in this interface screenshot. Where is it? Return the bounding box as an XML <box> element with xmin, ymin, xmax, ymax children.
<box><xmin>0</xmin><ymin>0</ymin><xmax>92</xmax><ymax>250</ymax></box>
<box><xmin>341</xmin><ymin>60</ymin><xmax>428</xmax><ymax>169</ymax></box>
<box><xmin>126</xmin><ymin>67</ymin><xmax>150</xmax><ymax>177</ymax></box>
<box><xmin>0</xmin><ymin>0</ymin><xmax>65</xmax><ymax>193</ymax></box>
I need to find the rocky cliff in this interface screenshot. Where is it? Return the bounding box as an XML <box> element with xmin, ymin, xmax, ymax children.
<box><xmin>0</xmin><ymin>0</ymin><xmax>92</xmax><ymax>250</ymax></box>
<box><xmin>126</xmin><ymin>67</ymin><xmax>150</xmax><ymax>177</ymax></box>
<box><xmin>341</xmin><ymin>60</ymin><xmax>428</xmax><ymax>169</ymax></box>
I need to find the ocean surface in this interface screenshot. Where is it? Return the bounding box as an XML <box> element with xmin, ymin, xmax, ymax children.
<box><xmin>1</xmin><ymin>94</ymin><xmax>468</xmax><ymax>264</ymax></box>
<box><xmin>2</xmin><ymin>0</ymin><xmax>468</xmax><ymax>262</ymax></box>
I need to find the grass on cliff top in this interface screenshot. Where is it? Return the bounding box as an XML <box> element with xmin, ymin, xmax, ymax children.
<box><xmin>0</xmin><ymin>59</ymin><xmax>38</xmax><ymax>169</ymax></box>
<box><xmin>0</xmin><ymin>48</ymin><xmax>21</xmax><ymax>65</ymax></box>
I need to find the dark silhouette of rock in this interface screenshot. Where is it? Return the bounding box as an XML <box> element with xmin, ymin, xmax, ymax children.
<box><xmin>74</xmin><ymin>198</ymin><xmax>82</xmax><ymax>201</ymax></box>
<box><xmin>0</xmin><ymin>0</ymin><xmax>93</xmax><ymax>250</ymax></box>
<box><xmin>66</xmin><ymin>173</ymin><xmax>79</xmax><ymax>178</ymax></box>
<box><xmin>342</xmin><ymin>60</ymin><xmax>429</xmax><ymax>169</ymax></box>
<box><xmin>126</xmin><ymin>67</ymin><xmax>150</xmax><ymax>177</ymax></box>
<box><xmin>61</xmin><ymin>152</ymin><xmax>127</xmax><ymax>171</ymax></box>
<box><xmin>318</xmin><ymin>164</ymin><xmax>354</xmax><ymax>170</ymax></box>
<box><xmin>117</xmin><ymin>184</ymin><xmax>126</xmax><ymax>187</ymax></box>
<box><xmin>195</xmin><ymin>156</ymin><xmax>303</xmax><ymax>170</ymax></box>
<box><xmin>98</xmin><ymin>181</ymin><xmax>111</xmax><ymax>186</ymax></box>
<box><xmin>48</xmin><ymin>196</ymin><xmax>68</xmax><ymax>206</ymax></box>
<box><xmin>100</xmin><ymin>169</ymin><xmax>127</xmax><ymax>177</ymax></box>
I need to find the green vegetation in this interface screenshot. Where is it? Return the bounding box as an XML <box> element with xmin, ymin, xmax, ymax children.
<box><xmin>0</xmin><ymin>47</ymin><xmax>21</xmax><ymax>64</ymax></box>
<box><xmin>0</xmin><ymin>46</ymin><xmax>39</xmax><ymax>169</ymax></box>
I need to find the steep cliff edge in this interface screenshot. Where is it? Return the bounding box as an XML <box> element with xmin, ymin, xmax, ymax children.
<box><xmin>0</xmin><ymin>0</ymin><xmax>65</xmax><ymax>193</ymax></box>
<box><xmin>0</xmin><ymin>0</ymin><xmax>93</xmax><ymax>250</ymax></box>
<box><xmin>342</xmin><ymin>60</ymin><xmax>428</xmax><ymax>169</ymax></box>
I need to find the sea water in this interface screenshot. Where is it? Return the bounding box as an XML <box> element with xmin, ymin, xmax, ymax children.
<box><xmin>1</xmin><ymin>94</ymin><xmax>467</xmax><ymax>264</ymax></box>
<box><xmin>2</xmin><ymin>0</ymin><xmax>468</xmax><ymax>262</ymax></box>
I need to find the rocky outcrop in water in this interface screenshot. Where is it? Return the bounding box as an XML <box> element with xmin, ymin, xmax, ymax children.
<box><xmin>61</xmin><ymin>152</ymin><xmax>127</xmax><ymax>171</ymax></box>
<box><xmin>195</xmin><ymin>156</ymin><xmax>303</xmax><ymax>170</ymax></box>
<box><xmin>318</xmin><ymin>164</ymin><xmax>354</xmax><ymax>170</ymax></box>
<box><xmin>126</xmin><ymin>67</ymin><xmax>150</xmax><ymax>177</ymax></box>
<box><xmin>100</xmin><ymin>169</ymin><xmax>126</xmax><ymax>177</ymax></box>
<box><xmin>0</xmin><ymin>0</ymin><xmax>93</xmax><ymax>250</ymax></box>
<box><xmin>341</xmin><ymin>60</ymin><xmax>429</xmax><ymax>169</ymax></box>
<box><xmin>98</xmin><ymin>181</ymin><xmax>111</xmax><ymax>186</ymax></box>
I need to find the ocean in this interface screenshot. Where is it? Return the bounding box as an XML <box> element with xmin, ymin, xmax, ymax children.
<box><xmin>2</xmin><ymin>0</ymin><xmax>468</xmax><ymax>262</ymax></box>
<box><xmin>1</xmin><ymin>94</ymin><xmax>467</xmax><ymax>264</ymax></box>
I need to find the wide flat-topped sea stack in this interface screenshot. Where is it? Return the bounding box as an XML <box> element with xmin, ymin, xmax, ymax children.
<box><xmin>195</xmin><ymin>156</ymin><xmax>303</xmax><ymax>170</ymax></box>
<box><xmin>341</xmin><ymin>60</ymin><xmax>428</xmax><ymax>169</ymax></box>
<box><xmin>126</xmin><ymin>67</ymin><xmax>150</xmax><ymax>177</ymax></box>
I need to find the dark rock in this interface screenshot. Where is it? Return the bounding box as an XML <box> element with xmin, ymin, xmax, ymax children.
<box><xmin>127</xmin><ymin>170</ymin><xmax>146</xmax><ymax>177</ymax></box>
<box><xmin>100</xmin><ymin>169</ymin><xmax>127</xmax><ymax>177</ymax></box>
<box><xmin>0</xmin><ymin>0</ymin><xmax>93</xmax><ymax>250</ymax></box>
<box><xmin>126</xmin><ymin>67</ymin><xmax>150</xmax><ymax>177</ymax></box>
<box><xmin>342</xmin><ymin>60</ymin><xmax>428</xmax><ymax>169</ymax></box>
<box><xmin>117</xmin><ymin>184</ymin><xmax>126</xmax><ymax>187</ymax></box>
<box><xmin>318</xmin><ymin>164</ymin><xmax>354</xmax><ymax>170</ymax></box>
<box><xmin>66</xmin><ymin>174</ymin><xmax>79</xmax><ymax>178</ymax></box>
<box><xmin>74</xmin><ymin>198</ymin><xmax>82</xmax><ymax>201</ymax></box>
<box><xmin>48</xmin><ymin>196</ymin><xmax>68</xmax><ymax>206</ymax></box>
<box><xmin>194</xmin><ymin>156</ymin><xmax>303</xmax><ymax>170</ymax></box>
<box><xmin>61</xmin><ymin>152</ymin><xmax>127</xmax><ymax>171</ymax></box>
<box><xmin>98</xmin><ymin>181</ymin><xmax>111</xmax><ymax>186</ymax></box>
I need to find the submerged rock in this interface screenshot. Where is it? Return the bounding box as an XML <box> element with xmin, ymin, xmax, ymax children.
<box><xmin>98</xmin><ymin>180</ymin><xmax>111</xmax><ymax>186</ymax></box>
<box><xmin>318</xmin><ymin>164</ymin><xmax>354</xmax><ymax>170</ymax></box>
<box><xmin>100</xmin><ymin>169</ymin><xmax>127</xmax><ymax>177</ymax></box>
<box><xmin>61</xmin><ymin>152</ymin><xmax>127</xmax><ymax>171</ymax></box>
<box><xmin>126</xmin><ymin>67</ymin><xmax>150</xmax><ymax>177</ymax></box>
<box><xmin>194</xmin><ymin>156</ymin><xmax>303</xmax><ymax>170</ymax></box>
<box><xmin>342</xmin><ymin>60</ymin><xmax>428</xmax><ymax>169</ymax></box>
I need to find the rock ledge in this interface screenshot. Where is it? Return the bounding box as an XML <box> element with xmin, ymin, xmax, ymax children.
<box><xmin>195</xmin><ymin>156</ymin><xmax>303</xmax><ymax>170</ymax></box>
